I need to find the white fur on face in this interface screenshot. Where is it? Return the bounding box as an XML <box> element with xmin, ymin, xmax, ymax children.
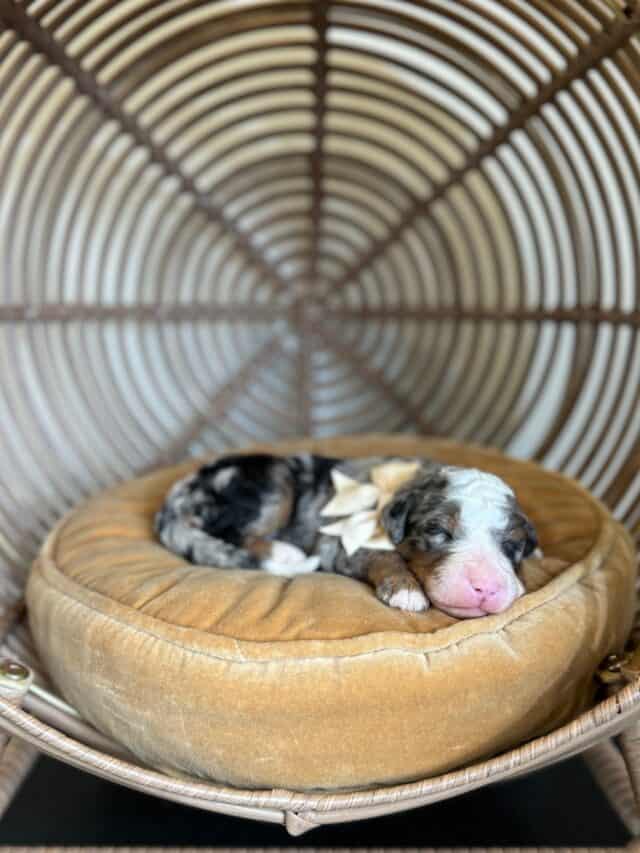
<box><xmin>444</xmin><ymin>467</ymin><xmax>514</xmax><ymax>528</ymax></box>
<box><xmin>425</xmin><ymin>467</ymin><xmax>525</xmax><ymax>617</ymax></box>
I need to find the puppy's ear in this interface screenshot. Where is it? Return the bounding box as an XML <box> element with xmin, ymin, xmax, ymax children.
<box><xmin>510</xmin><ymin>507</ymin><xmax>538</xmax><ymax>559</ymax></box>
<box><xmin>522</xmin><ymin>519</ymin><xmax>538</xmax><ymax>558</ymax></box>
<box><xmin>382</xmin><ymin>491</ymin><xmax>416</xmax><ymax>545</ymax></box>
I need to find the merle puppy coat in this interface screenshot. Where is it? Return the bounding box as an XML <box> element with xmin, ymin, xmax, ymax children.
<box><xmin>155</xmin><ymin>453</ymin><xmax>538</xmax><ymax>617</ymax></box>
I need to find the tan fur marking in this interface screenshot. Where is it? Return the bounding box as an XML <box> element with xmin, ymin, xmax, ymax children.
<box><xmin>243</xmin><ymin>536</ymin><xmax>274</xmax><ymax>559</ymax></box>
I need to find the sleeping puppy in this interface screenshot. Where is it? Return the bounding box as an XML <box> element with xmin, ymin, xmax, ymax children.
<box><xmin>154</xmin><ymin>453</ymin><xmax>538</xmax><ymax>617</ymax></box>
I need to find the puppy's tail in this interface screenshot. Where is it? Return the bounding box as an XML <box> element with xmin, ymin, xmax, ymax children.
<box><xmin>155</xmin><ymin>509</ymin><xmax>258</xmax><ymax>569</ymax></box>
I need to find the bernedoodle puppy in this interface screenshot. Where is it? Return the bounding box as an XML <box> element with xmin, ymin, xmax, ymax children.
<box><xmin>155</xmin><ymin>453</ymin><xmax>539</xmax><ymax>618</ymax></box>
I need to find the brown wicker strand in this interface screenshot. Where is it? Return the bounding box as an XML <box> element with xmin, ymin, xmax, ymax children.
<box><xmin>317</xmin><ymin>4</ymin><xmax>640</xmax><ymax>300</ymax></box>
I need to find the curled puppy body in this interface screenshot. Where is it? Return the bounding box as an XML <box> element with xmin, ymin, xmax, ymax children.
<box><xmin>154</xmin><ymin>454</ymin><xmax>336</xmax><ymax>570</ymax></box>
<box><xmin>155</xmin><ymin>453</ymin><xmax>538</xmax><ymax>617</ymax></box>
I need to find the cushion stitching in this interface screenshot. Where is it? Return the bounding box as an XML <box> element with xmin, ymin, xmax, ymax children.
<box><xmin>31</xmin><ymin>533</ymin><xmax>616</xmax><ymax>665</ymax></box>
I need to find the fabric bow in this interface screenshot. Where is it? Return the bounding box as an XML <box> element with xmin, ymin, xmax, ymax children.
<box><xmin>319</xmin><ymin>460</ymin><xmax>420</xmax><ymax>555</ymax></box>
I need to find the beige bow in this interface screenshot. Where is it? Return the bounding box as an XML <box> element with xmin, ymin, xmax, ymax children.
<box><xmin>319</xmin><ymin>460</ymin><xmax>420</xmax><ymax>555</ymax></box>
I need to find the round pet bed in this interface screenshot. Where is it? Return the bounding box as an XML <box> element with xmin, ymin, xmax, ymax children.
<box><xmin>26</xmin><ymin>436</ymin><xmax>636</xmax><ymax>793</ymax></box>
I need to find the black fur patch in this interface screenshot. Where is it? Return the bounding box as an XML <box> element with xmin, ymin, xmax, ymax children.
<box><xmin>187</xmin><ymin>455</ymin><xmax>284</xmax><ymax>546</ymax></box>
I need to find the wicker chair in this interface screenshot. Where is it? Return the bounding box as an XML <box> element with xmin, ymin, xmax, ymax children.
<box><xmin>1</xmin><ymin>0</ymin><xmax>640</xmax><ymax>845</ymax></box>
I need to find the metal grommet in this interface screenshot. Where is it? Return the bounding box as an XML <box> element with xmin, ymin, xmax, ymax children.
<box><xmin>0</xmin><ymin>660</ymin><xmax>30</xmax><ymax>683</ymax></box>
<box><xmin>596</xmin><ymin>652</ymin><xmax>628</xmax><ymax>685</ymax></box>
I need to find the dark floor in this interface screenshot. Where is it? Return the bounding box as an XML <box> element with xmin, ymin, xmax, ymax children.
<box><xmin>0</xmin><ymin>753</ymin><xmax>630</xmax><ymax>847</ymax></box>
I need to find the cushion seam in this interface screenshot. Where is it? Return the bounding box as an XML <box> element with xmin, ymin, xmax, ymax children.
<box><xmin>30</xmin><ymin>533</ymin><xmax>616</xmax><ymax>665</ymax></box>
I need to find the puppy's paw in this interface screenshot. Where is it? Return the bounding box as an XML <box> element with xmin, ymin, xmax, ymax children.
<box><xmin>260</xmin><ymin>541</ymin><xmax>320</xmax><ymax>576</ymax></box>
<box><xmin>376</xmin><ymin>578</ymin><xmax>429</xmax><ymax>612</ymax></box>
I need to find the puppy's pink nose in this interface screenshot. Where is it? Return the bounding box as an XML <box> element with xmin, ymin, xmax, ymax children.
<box><xmin>469</xmin><ymin>579</ymin><xmax>500</xmax><ymax>599</ymax></box>
<box><xmin>465</xmin><ymin>573</ymin><xmax>507</xmax><ymax>611</ymax></box>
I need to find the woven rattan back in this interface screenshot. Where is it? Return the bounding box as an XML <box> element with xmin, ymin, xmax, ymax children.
<box><xmin>0</xmin><ymin>0</ymin><xmax>640</xmax><ymax>554</ymax></box>
<box><xmin>1</xmin><ymin>0</ymin><xmax>640</xmax><ymax>833</ymax></box>
<box><xmin>1</xmin><ymin>0</ymin><xmax>640</xmax><ymax>571</ymax></box>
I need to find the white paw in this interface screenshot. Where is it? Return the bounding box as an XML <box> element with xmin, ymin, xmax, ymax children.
<box><xmin>262</xmin><ymin>556</ymin><xmax>320</xmax><ymax>576</ymax></box>
<box><xmin>389</xmin><ymin>586</ymin><xmax>429</xmax><ymax>612</ymax></box>
<box><xmin>377</xmin><ymin>581</ymin><xmax>429</xmax><ymax>612</ymax></box>
<box><xmin>261</xmin><ymin>541</ymin><xmax>320</xmax><ymax>577</ymax></box>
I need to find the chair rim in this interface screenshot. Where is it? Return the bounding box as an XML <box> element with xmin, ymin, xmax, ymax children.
<box><xmin>0</xmin><ymin>661</ymin><xmax>638</xmax><ymax>831</ymax></box>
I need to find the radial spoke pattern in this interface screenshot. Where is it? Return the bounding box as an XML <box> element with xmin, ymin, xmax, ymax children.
<box><xmin>1</xmin><ymin>0</ymin><xmax>640</xmax><ymax>570</ymax></box>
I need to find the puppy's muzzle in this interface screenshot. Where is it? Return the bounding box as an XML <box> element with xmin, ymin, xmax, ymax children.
<box><xmin>415</xmin><ymin>546</ymin><xmax>526</xmax><ymax>618</ymax></box>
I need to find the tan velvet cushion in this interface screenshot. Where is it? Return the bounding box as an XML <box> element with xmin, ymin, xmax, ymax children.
<box><xmin>27</xmin><ymin>436</ymin><xmax>636</xmax><ymax>792</ymax></box>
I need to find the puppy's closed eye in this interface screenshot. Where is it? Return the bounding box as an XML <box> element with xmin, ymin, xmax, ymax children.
<box><xmin>424</xmin><ymin>523</ymin><xmax>453</xmax><ymax>547</ymax></box>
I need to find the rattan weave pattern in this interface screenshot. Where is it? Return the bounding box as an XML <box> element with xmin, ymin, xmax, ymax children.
<box><xmin>1</xmin><ymin>0</ymin><xmax>640</xmax><ymax>837</ymax></box>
